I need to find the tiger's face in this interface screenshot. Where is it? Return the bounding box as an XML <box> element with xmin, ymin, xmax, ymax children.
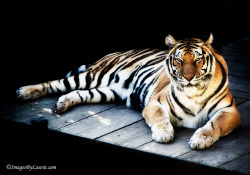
<box><xmin>165</xmin><ymin>34</ymin><xmax>214</xmax><ymax>87</ymax></box>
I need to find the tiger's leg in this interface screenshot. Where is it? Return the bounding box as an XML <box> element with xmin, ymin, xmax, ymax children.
<box><xmin>189</xmin><ymin>98</ymin><xmax>241</xmax><ymax>149</ymax></box>
<box><xmin>55</xmin><ymin>87</ymin><xmax>118</xmax><ymax>113</ymax></box>
<box><xmin>142</xmin><ymin>98</ymin><xmax>174</xmax><ymax>143</ymax></box>
<box><xmin>16</xmin><ymin>71</ymin><xmax>92</xmax><ymax>101</ymax></box>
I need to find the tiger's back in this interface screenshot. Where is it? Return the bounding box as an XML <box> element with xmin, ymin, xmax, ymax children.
<box><xmin>82</xmin><ymin>49</ymin><xmax>169</xmax><ymax>109</ymax></box>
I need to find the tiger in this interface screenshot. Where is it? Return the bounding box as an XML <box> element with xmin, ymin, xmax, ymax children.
<box><xmin>16</xmin><ymin>33</ymin><xmax>241</xmax><ymax>149</ymax></box>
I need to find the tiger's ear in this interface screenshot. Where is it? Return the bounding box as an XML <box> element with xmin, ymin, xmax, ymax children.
<box><xmin>165</xmin><ymin>34</ymin><xmax>177</xmax><ymax>48</ymax></box>
<box><xmin>206</xmin><ymin>33</ymin><xmax>213</xmax><ymax>45</ymax></box>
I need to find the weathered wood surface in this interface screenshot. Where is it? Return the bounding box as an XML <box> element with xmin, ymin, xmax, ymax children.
<box><xmin>1</xmin><ymin>37</ymin><xmax>250</xmax><ymax>174</ymax></box>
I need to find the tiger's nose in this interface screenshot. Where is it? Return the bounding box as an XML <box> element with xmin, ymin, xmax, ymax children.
<box><xmin>184</xmin><ymin>75</ymin><xmax>194</xmax><ymax>81</ymax></box>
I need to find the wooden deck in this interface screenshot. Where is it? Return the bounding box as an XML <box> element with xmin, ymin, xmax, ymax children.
<box><xmin>1</xmin><ymin>38</ymin><xmax>250</xmax><ymax>174</ymax></box>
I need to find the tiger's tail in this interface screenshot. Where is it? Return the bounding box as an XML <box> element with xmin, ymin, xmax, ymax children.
<box><xmin>16</xmin><ymin>65</ymin><xmax>93</xmax><ymax>101</ymax></box>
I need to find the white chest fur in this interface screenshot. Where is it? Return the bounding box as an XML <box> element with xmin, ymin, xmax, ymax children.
<box><xmin>170</xmin><ymin>85</ymin><xmax>210</xmax><ymax>128</ymax></box>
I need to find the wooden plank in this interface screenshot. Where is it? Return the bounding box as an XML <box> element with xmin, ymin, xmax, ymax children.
<box><xmin>0</xmin><ymin>97</ymin><xmax>56</xmax><ymax>121</ymax></box>
<box><xmin>229</xmin><ymin>75</ymin><xmax>250</xmax><ymax>93</ymax></box>
<box><xmin>177</xmin><ymin>135</ymin><xmax>250</xmax><ymax>167</ymax></box>
<box><xmin>135</xmin><ymin>128</ymin><xmax>194</xmax><ymax>157</ymax></box>
<box><xmin>223</xmin><ymin>51</ymin><xmax>250</xmax><ymax>64</ymax></box>
<box><xmin>24</xmin><ymin>103</ymin><xmax>118</xmax><ymax>130</ymax></box>
<box><xmin>223</xmin><ymin>39</ymin><xmax>250</xmax><ymax>54</ymax></box>
<box><xmin>227</xmin><ymin>61</ymin><xmax>250</xmax><ymax>78</ymax></box>
<box><xmin>98</xmin><ymin>120</ymin><xmax>152</xmax><ymax>148</ymax></box>
<box><xmin>218</xmin><ymin>151</ymin><xmax>250</xmax><ymax>174</ymax></box>
<box><xmin>231</xmin><ymin>90</ymin><xmax>250</xmax><ymax>100</ymax></box>
<box><xmin>58</xmin><ymin>105</ymin><xmax>143</xmax><ymax>139</ymax></box>
<box><xmin>226</xmin><ymin>37</ymin><xmax>250</xmax><ymax>48</ymax></box>
<box><xmin>137</xmin><ymin>138</ymin><xmax>192</xmax><ymax>158</ymax></box>
<box><xmin>223</xmin><ymin>37</ymin><xmax>250</xmax><ymax>54</ymax></box>
<box><xmin>222</xmin><ymin>37</ymin><xmax>250</xmax><ymax>65</ymax></box>
<box><xmin>227</xmin><ymin>101</ymin><xmax>250</xmax><ymax>144</ymax></box>
<box><xmin>235</xmin><ymin>100</ymin><xmax>250</xmax><ymax>130</ymax></box>
<box><xmin>0</xmin><ymin>96</ymin><xmax>118</xmax><ymax>130</ymax></box>
<box><xmin>223</xmin><ymin>47</ymin><xmax>250</xmax><ymax>56</ymax></box>
<box><xmin>234</xmin><ymin>97</ymin><xmax>248</xmax><ymax>105</ymax></box>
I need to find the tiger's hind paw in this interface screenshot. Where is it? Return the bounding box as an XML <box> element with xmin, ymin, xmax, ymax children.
<box><xmin>16</xmin><ymin>85</ymin><xmax>45</xmax><ymax>101</ymax></box>
<box><xmin>55</xmin><ymin>95</ymin><xmax>72</xmax><ymax>114</ymax></box>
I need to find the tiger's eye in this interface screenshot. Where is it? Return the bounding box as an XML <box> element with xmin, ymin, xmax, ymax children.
<box><xmin>195</xmin><ymin>56</ymin><xmax>203</xmax><ymax>63</ymax></box>
<box><xmin>175</xmin><ymin>58</ymin><xmax>182</xmax><ymax>63</ymax></box>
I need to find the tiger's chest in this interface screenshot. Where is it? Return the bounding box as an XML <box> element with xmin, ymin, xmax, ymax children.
<box><xmin>169</xmin><ymin>86</ymin><xmax>210</xmax><ymax>128</ymax></box>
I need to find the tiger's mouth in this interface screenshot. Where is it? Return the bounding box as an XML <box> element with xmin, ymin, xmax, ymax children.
<box><xmin>174</xmin><ymin>73</ymin><xmax>212</xmax><ymax>88</ymax></box>
<box><xmin>177</xmin><ymin>77</ymin><xmax>200</xmax><ymax>86</ymax></box>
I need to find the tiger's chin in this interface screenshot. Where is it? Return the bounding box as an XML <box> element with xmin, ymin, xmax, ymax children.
<box><xmin>174</xmin><ymin>80</ymin><xmax>209</xmax><ymax>98</ymax></box>
<box><xmin>177</xmin><ymin>80</ymin><xmax>205</xmax><ymax>90</ymax></box>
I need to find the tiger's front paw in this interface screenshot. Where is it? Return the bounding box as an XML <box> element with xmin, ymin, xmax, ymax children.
<box><xmin>151</xmin><ymin>123</ymin><xmax>174</xmax><ymax>143</ymax></box>
<box><xmin>16</xmin><ymin>85</ymin><xmax>45</xmax><ymax>101</ymax></box>
<box><xmin>189</xmin><ymin>128</ymin><xmax>219</xmax><ymax>149</ymax></box>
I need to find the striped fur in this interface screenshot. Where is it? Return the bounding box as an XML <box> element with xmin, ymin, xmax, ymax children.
<box><xmin>17</xmin><ymin>33</ymin><xmax>241</xmax><ymax>149</ymax></box>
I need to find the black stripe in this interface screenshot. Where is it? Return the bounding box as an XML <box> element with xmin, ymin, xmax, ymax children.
<box><xmin>209</xmin><ymin>54</ymin><xmax>213</xmax><ymax>72</ymax></box>
<box><xmin>201</xmin><ymin>48</ymin><xmax>206</xmax><ymax>55</ymax></box>
<box><xmin>121</xmin><ymin>50</ymin><xmax>160</xmax><ymax>70</ymax></box>
<box><xmin>166</xmin><ymin>94</ymin><xmax>182</xmax><ymax>121</ymax></box>
<box><xmin>97</xmin><ymin>58</ymin><xmax>120</xmax><ymax>87</ymax></box>
<box><xmin>138</xmin><ymin>66</ymin><xmax>163</xmax><ymax>89</ymax></box>
<box><xmin>85</xmin><ymin>72</ymin><xmax>92</xmax><ymax>90</ymax></box>
<box><xmin>206</xmin><ymin>55</ymin><xmax>209</xmax><ymax>68</ymax></box>
<box><xmin>74</xmin><ymin>74</ymin><xmax>80</xmax><ymax>90</ymax></box>
<box><xmin>128</xmin><ymin>49</ymin><xmax>152</xmax><ymax>59</ymax></box>
<box><xmin>130</xmin><ymin>55</ymin><xmax>164</xmax><ymax>90</ymax></box>
<box><xmin>48</xmin><ymin>82</ymin><xmax>55</xmax><ymax>94</ymax></box>
<box><xmin>121</xmin><ymin>49</ymin><xmax>148</xmax><ymax>62</ymax></box>
<box><xmin>130</xmin><ymin>85</ymin><xmax>146</xmax><ymax>110</ymax></box>
<box><xmin>171</xmin><ymin>87</ymin><xmax>195</xmax><ymax>116</ymax></box>
<box><xmin>130</xmin><ymin>66</ymin><xmax>162</xmax><ymax>109</ymax></box>
<box><xmin>123</xmin><ymin>70</ymin><xmax>137</xmax><ymax>89</ymax></box>
<box><xmin>224</xmin><ymin>97</ymin><xmax>234</xmax><ymax>109</ymax></box>
<box><xmin>211</xmin><ymin>122</ymin><xmax>214</xmax><ymax>130</ymax></box>
<box><xmin>212</xmin><ymin>97</ymin><xmax>234</xmax><ymax>116</ymax></box>
<box><xmin>141</xmin><ymin>76</ymin><xmax>159</xmax><ymax>106</ymax></box>
<box><xmin>108</xmin><ymin>62</ymin><xmax>127</xmax><ymax>85</ymax></box>
<box><xmin>63</xmin><ymin>78</ymin><xmax>71</xmax><ymax>92</ymax></box>
<box><xmin>157</xmin><ymin>96</ymin><xmax>162</xmax><ymax>105</ymax></box>
<box><xmin>144</xmin><ymin>55</ymin><xmax>166</xmax><ymax>66</ymax></box>
<box><xmin>89</xmin><ymin>89</ymin><xmax>94</xmax><ymax>100</ymax></box>
<box><xmin>56</xmin><ymin>87</ymin><xmax>63</xmax><ymax>93</ymax></box>
<box><xmin>208</xmin><ymin>94</ymin><xmax>227</xmax><ymax>115</ymax></box>
<box><xmin>96</xmin><ymin>70</ymin><xmax>106</xmax><ymax>87</ymax></box>
<box><xmin>132</xmin><ymin>68</ymin><xmax>152</xmax><ymax>90</ymax></box>
<box><xmin>41</xmin><ymin>83</ymin><xmax>46</xmax><ymax>93</ymax></box>
<box><xmin>199</xmin><ymin>58</ymin><xmax>227</xmax><ymax>113</ymax></box>
<box><xmin>166</xmin><ymin>59</ymin><xmax>171</xmax><ymax>74</ymax></box>
<box><xmin>96</xmin><ymin>89</ymin><xmax>107</xmax><ymax>103</ymax></box>
<box><xmin>115</xmin><ymin>74</ymin><xmax>120</xmax><ymax>83</ymax></box>
<box><xmin>108</xmin><ymin>71</ymin><xmax>116</xmax><ymax>85</ymax></box>
<box><xmin>77</xmin><ymin>91</ymin><xmax>84</xmax><ymax>103</ymax></box>
<box><xmin>111</xmin><ymin>89</ymin><xmax>121</xmax><ymax>102</ymax></box>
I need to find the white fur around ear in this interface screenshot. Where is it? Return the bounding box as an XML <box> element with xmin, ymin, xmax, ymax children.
<box><xmin>165</xmin><ymin>34</ymin><xmax>177</xmax><ymax>47</ymax></box>
<box><xmin>206</xmin><ymin>33</ymin><xmax>213</xmax><ymax>45</ymax></box>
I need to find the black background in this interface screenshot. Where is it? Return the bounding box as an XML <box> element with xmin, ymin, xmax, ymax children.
<box><xmin>2</xmin><ymin>2</ymin><xmax>249</xmax><ymax>103</ymax></box>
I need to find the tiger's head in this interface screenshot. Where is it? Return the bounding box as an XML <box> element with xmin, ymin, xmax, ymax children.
<box><xmin>165</xmin><ymin>33</ymin><xmax>215</xmax><ymax>88</ymax></box>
